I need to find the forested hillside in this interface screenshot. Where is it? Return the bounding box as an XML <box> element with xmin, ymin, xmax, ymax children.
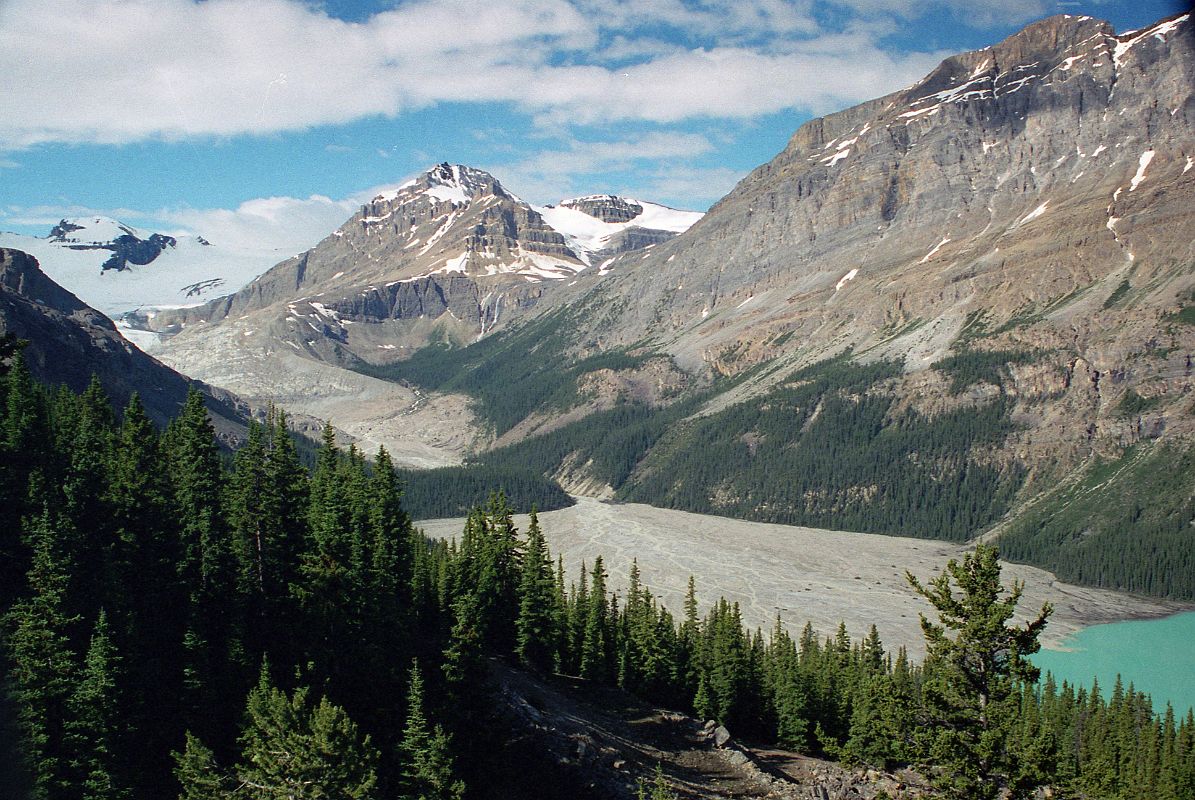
<box><xmin>2</xmin><ymin>337</ymin><xmax>1194</xmax><ymax>799</ymax></box>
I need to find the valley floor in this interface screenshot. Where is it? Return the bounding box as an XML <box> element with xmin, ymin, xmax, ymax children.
<box><xmin>418</xmin><ymin>497</ymin><xmax>1188</xmax><ymax>659</ymax></box>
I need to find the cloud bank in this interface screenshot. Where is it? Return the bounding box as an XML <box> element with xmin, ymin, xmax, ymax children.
<box><xmin>0</xmin><ymin>0</ymin><xmax>1029</xmax><ymax>148</ymax></box>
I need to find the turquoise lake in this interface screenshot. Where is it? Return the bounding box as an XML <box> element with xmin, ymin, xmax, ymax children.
<box><xmin>1032</xmin><ymin>610</ymin><xmax>1195</xmax><ymax>716</ymax></box>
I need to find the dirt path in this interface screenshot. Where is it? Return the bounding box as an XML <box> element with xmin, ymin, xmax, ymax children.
<box><xmin>419</xmin><ymin>498</ymin><xmax>1188</xmax><ymax>658</ymax></box>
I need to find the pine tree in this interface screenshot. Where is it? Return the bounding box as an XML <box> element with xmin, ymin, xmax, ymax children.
<box><xmin>172</xmin><ymin>731</ymin><xmax>229</xmax><ymax>800</ymax></box>
<box><xmin>169</xmin><ymin>389</ymin><xmax>239</xmax><ymax>744</ymax></box>
<box><xmin>3</xmin><ymin>508</ymin><xmax>80</xmax><ymax>800</ymax></box>
<box><xmin>235</xmin><ymin>665</ymin><xmax>379</xmax><ymax>800</ymax></box>
<box><xmin>515</xmin><ymin>509</ymin><xmax>557</xmax><ymax>673</ymax></box>
<box><xmin>907</xmin><ymin>544</ymin><xmax>1052</xmax><ymax>799</ymax></box>
<box><xmin>398</xmin><ymin>661</ymin><xmax>465</xmax><ymax>800</ymax></box>
<box><xmin>65</xmin><ymin>611</ymin><xmax>126</xmax><ymax>800</ymax></box>
<box><xmin>580</xmin><ymin>556</ymin><xmax>613</xmax><ymax>683</ymax></box>
<box><xmin>106</xmin><ymin>393</ymin><xmax>188</xmax><ymax>794</ymax></box>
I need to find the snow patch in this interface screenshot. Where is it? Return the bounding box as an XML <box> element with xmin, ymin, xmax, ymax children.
<box><xmin>441</xmin><ymin>254</ymin><xmax>469</xmax><ymax>274</ymax></box>
<box><xmin>536</xmin><ymin>199</ymin><xmax>701</xmax><ymax>258</ymax></box>
<box><xmin>1017</xmin><ymin>202</ymin><xmax>1049</xmax><ymax>226</ymax></box>
<box><xmin>426</xmin><ymin>183</ymin><xmax>470</xmax><ymax>205</ymax></box>
<box><xmin>835</xmin><ymin>268</ymin><xmax>859</xmax><ymax>291</ymax></box>
<box><xmin>918</xmin><ymin>238</ymin><xmax>950</xmax><ymax>264</ymax></box>
<box><xmin>1185</xmin><ymin>157</ymin><xmax>1193</xmax><ymax>174</ymax></box>
<box><xmin>1114</xmin><ymin>15</ymin><xmax>1188</xmax><ymax>66</ymax></box>
<box><xmin>1129</xmin><ymin>150</ymin><xmax>1155</xmax><ymax>191</ymax></box>
<box><xmin>822</xmin><ymin>149</ymin><xmax>850</xmax><ymax>167</ymax></box>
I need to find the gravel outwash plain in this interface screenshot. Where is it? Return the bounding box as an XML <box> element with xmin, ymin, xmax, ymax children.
<box><xmin>418</xmin><ymin>497</ymin><xmax>1187</xmax><ymax>659</ymax></box>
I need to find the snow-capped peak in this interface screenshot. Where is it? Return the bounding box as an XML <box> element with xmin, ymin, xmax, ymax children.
<box><xmin>371</xmin><ymin>163</ymin><xmax>514</xmax><ymax>207</ymax></box>
<box><xmin>50</xmin><ymin>216</ymin><xmax>149</xmax><ymax>245</ymax></box>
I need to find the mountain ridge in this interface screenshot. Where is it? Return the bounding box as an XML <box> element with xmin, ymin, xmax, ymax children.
<box><xmin>143</xmin><ymin>11</ymin><xmax>1195</xmax><ymax>600</ymax></box>
<box><xmin>0</xmin><ymin>246</ymin><xmax>249</xmax><ymax>436</ymax></box>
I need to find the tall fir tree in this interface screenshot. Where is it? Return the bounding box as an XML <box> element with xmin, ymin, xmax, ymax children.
<box><xmin>65</xmin><ymin>610</ymin><xmax>126</xmax><ymax>800</ymax></box>
<box><xmin>908</xmin><ymin>544</ymin><xmax>1052</xmax><ymax>799</ymax></box>
<box><xmin>3</xmin><ymin>508</ymin><xmax>80</xmax><ymax>800</ymax></box>
<box><xmin>515</xmin><ymin>509</ymin><xmax>557</xmax><ymax>673</ymax></box>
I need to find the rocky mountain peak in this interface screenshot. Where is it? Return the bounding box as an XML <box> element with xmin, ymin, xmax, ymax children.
<box><xmin>0</xmin><ymin>247</ymin><xmax>90</xmax><ymax>316</ymax></box>
<box><xmin>367</xmin><ymin>162</ymin><xmax>511</xmax><ymax>212</ymax></box>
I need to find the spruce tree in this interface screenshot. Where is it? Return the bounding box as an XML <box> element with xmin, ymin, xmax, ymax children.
<box><xmin>172</xmin><ymin>732</ymin><xmax>228</xmax><ymax>800</ymax></box>
<box><xmin>3</xmin><ymin>508</ymin><xmax>80</xmax><ymax>800</ymax></box>
<box><xmin>515</xmin><ymin>509</ymin><xmax>556</xmax><ymax>673</ymax></box>
<box><xmin>580</xmin><ymin>556</ymin><xmax>613</xmax><ymax>683</ymax></box>
<box><xmin>235</xmin><ymin>665</ymin><xmax>379</xmax><ymax>800</ymax></box>
<box><xmin>398</xmin><ymin>661</ymin><xmax>465</xmax><ymax>800</ymax></box>
<box><xmin>65</xmin><ymin>611</ymin><xmax>126</xmax><ymax>800</ymax></box>
<box><xmin>907</xmin><ymin>544</ymin><xmax>1052</xmax><ymax>799</ymax></box>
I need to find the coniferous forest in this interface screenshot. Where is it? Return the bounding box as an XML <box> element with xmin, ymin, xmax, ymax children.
<box><xmin>2</xmin><ymin>348</ymin><xmax>1194</xmax><ymax>800</ymax></box>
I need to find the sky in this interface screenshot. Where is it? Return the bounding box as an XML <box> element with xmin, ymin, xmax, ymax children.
<box><xmin>0</xmin><ymin>0</ymin><xmax>1187</xmax><ymax>255</ymax></box>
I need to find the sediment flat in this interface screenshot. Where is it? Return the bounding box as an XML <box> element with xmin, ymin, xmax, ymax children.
<box><xmin>417</xmin><ymin>497</ymin><xmax>1188</xmax><ymax>658</ymax></box>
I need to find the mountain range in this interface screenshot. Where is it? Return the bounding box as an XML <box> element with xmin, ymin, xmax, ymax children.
<box><xmin>8</xmin><ymin>12</ymin><xmax>1195</xmax><ymax>601</ymax></box>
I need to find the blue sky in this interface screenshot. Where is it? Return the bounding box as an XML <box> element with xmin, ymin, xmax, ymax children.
<box><xmin>0</xmin><ymin>0</ymin><xmax>1185</xmax><ymax>253</ymax></box>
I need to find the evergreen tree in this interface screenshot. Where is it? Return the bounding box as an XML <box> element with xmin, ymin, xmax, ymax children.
<box><xmin>169</xmin><ymin>389</ymin><xmax>239</xmax><ymax>744</ymax></box>
<box><xmin>907</xmin><ymin>544</ymin><xmax>1052</xmax><ymax>799</ymax></box>
<box><xmin>106</xmin><ymin>393</ymin><xmax>184</xmax><ymax>794</ymax></box>
<box><xmin>398</xmin><ymin>661</ymin><xmax>465</xmax><ymax>800</ymax></box>
<box><xmin>235</xmin><ymin>665</ymin><xmax>379</xmax><ymax>800</ymax></box>
<box><xmin>172</xmin><ymin>732</ymin><xmax>229</xmax><ymax>800</ymax></box>
<box><xmin>3</xmin><ymin>508</ymin><xmax>80</xmax><ymax>800</ymax></box>
<box><xmin>65</xmin><ymin>611</ymin><xmax>126</xmax><ymax>800</ymax></box>
<box><xmin>515</xmin><ymin>509</ymin><xmax>557</xmax><ymax>673</ymax></box>
<box><xmin>580</xmin><ymin>556</ymin><xmax>613</xmax><ymax>683</ymax></box>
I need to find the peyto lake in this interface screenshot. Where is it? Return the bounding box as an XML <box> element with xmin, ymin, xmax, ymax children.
<box><xmin>1033</xmin><ymin>610</ymin><xmax>1195</xmax><ymax>715</ymax></box>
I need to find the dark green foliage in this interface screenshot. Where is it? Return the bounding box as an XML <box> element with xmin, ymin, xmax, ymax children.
<box><xmin>931</xmin><ymin>348</ymin><xmax>1041</xmax><ymax>394</ymax></box>
<box><xmin>398</xmin><ymin>465</ymin><xmax>573</xmax><ymax>520</ymax></box>
<box><xmin>478</xmin><ymin>356</ymin><xmax>1024</xmax><ymax>542</ymax></box>
<box><xmin>354</xmin><ymin>309</ymin><xmax>652</xmax><ymax>435</ymax></box>
<box><xmin>2</xmin><ymin>510</ymin><xmax>79</xmax><ymax>800</ymax></box>
<box><xmin>174</xmin><ymin>666</ymin><xmax>380</xmax><ymax>800</ymax></box>
<box><xmin>579</xmin><ymin>556</ymin><xmax>615</xmax><ymax>683</ymax></box>
<box><xmin>2</xmin><ymin>371</ymin><xmax>1191</xmax><ymax>800</ymax></box>
<box><xmin>621</xmin><ymin>358</ymin><xmax>1023</xmax><ymax>541</ymax></box>
<box><xmin>65</xmin><ymin>611</ymin><xmax>125</xmax><ymax>800</ymax></box>
<box><xmin>516</xmin><ymin>511</ymin><xmax>559</xmax><ymax>673</ymax></box>
<box><xmin>477</xmin><ymin>400</ymin><xmax>691</xmax><ymax>490</ymax></box>
<box><xmin>399</xmin><ymin>661</ymin><xmax>465</xmax><ymax>800</ymax></box>
<box><xmin>907</xmin><ymin>545</ymin><xmax>1052</xmax><ymax>799</ymax></box>
<box><xmin>999</xmin><ymin>443</ymin><xmax>1195</xmax><ymax>600</ymax></box>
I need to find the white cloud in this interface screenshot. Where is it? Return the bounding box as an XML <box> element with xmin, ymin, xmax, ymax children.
<box><xmin>0</xmin><ymin>0</ymin><xmax>963</xmax><ymax>148</ymax></box>
<box><xmin>156</xmin><ymin>194</ymin><xmax>359</xmax><ymax>255</ymax></box>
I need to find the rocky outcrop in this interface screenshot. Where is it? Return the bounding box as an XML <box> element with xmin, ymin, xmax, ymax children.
<box><xmin>50</xmin><ymin>218</ymin><xmax>178</xmax><ymax>271</ymax></box>
<box><xmin>561</xmin><ymin>195</ymin><xmax>644</xmax><ymax>223</ymax></box>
